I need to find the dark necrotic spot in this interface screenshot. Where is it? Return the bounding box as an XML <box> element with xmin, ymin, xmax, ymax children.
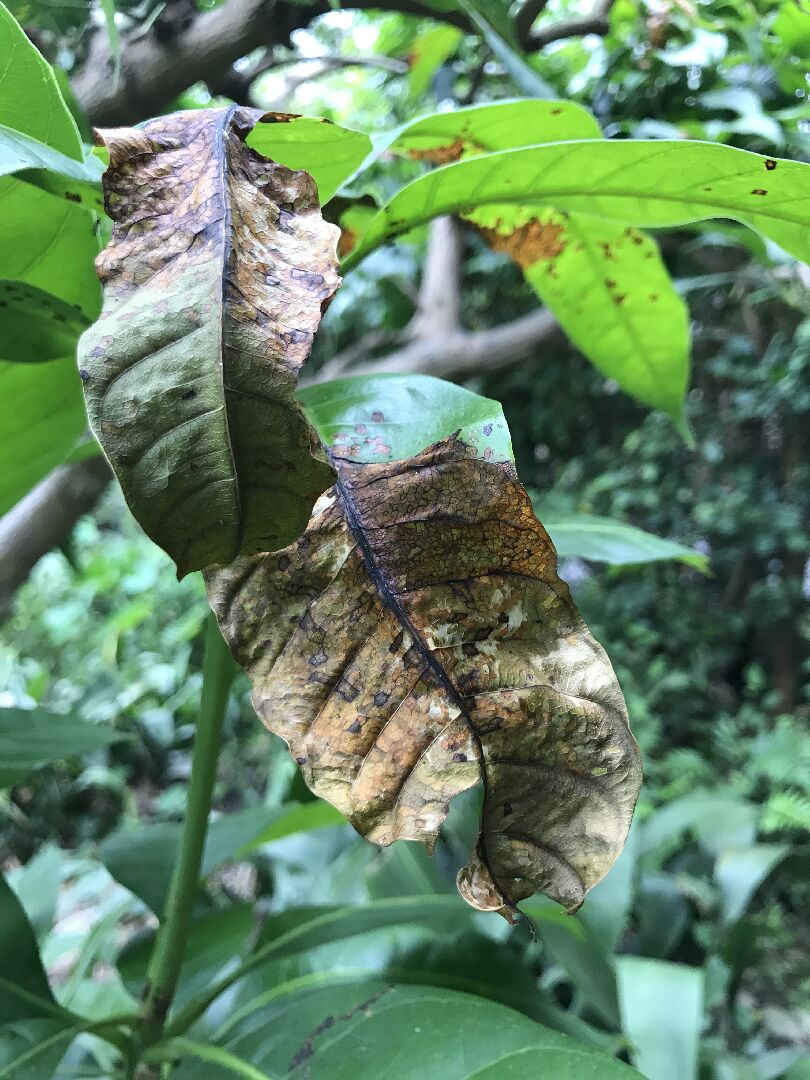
<box><xmin>503</xmin><ymin>801</ymin><xmax>513</xmax><ymax>817</ymax></box>
<box><xmin>373</xmin><ymin>691</ymin><xmax>390</xmax><ymax>708</ymax></box>
<box><xmin>751</xmin><ymin>189</ymin><xmax>768</xmax><ymax>196</ymax></box>
<box><xmin>296</xmin><ymin>756</ymin><xmax>307</xmax><ymax>766</ymax></box>
<box><xmin>347</xmin><ymin>719</ymin><xmax>361</xmax><ymax>734</ymax></box>
<box><xmin>765</xmin><ymin>159</ymin><xmax>777</xmax><ymax>170</ymax></box>
<box><xmin>65</xmin><ymin>192</ymin><xmax>81</xmax><ymax>203</ymax></box>
<box><xmin>181</xmin><ymin>388</ymin><xmax>196</xmax><ymax>400</ymax></box>
<box><xmin>278</xmin><ymin>555</ymin><xmax>291</xmax><ymax>572</ymax></box>
<box><xmin>482</xmin><ymin>423</ymin><xmax>493</xmax><ymax>436</ymax></box>
<box><xmin>452</xmin><ymin>752</ymin><xmax>467</xmax><ymax>763</ymax></box>
<box><xmin>79</xmin><ymin>369</ymin><xmax>90</xmax><ymax>381</ymax></box>
<box><xmin>308</xmin><ymin>650</ymin><xmax>328</xmax><ymax>666</ymax></box>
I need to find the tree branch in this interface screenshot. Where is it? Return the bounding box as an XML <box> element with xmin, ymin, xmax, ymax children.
<box><xmin>524</xmin><ymin>0</ymin><xmax>617</xmax><ymax>51</ymax></box>
<box><xmin>0</xmin><ymin>457</ymin><xmax>110</xmax><ymax>613</ymax></box>
<box><xmin>73</xmin><ymin>0</ymin><xmax>469</xmax><ymax>125</ymax></box>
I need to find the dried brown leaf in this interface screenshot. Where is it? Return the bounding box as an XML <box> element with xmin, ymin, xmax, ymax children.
<box><xmin>206</xmin><ymin>435</ymin><xmax>641</xmax><ymax>920</ymax></box>
<box><xmin>78</xmin><ymin>106</ymin><xmax>340</xmax><ymax>576</ymax></box>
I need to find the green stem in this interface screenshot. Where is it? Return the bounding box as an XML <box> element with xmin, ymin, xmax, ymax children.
<box><xmin>137</xmin><ymin>612</ymin><xmax>236</xmax><ymax>1050</ymax></box>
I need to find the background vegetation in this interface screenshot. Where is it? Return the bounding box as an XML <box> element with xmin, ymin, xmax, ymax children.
<box><xmin>0</xmin><ymin>1</ymin><xmax>808</xmax><ymax>1078</ymax></box>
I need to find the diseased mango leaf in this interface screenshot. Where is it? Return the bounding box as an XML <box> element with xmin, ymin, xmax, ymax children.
<box><xmin>0</xmin><ymin>280</ymin><xmax>89</xmax><ymax>364</ymax></box>
<box><xmin>368</xmin><ymin>105</ymin><xmax>690</xmax><ymax>421</ymax></box>
<box><xmin>342</xmin><ymin>140</ymin><xmax>810</xmax><ymax>269</ymax></box>
<box><xmin>470</xmin><ymin>207</ymin><xmax>690</xmax><ymax>420</ymax></box>
<box><xmin>383</xmin><ymin>98</ymin><xmax>602</xmax><ymax>162</ymax></box>
<box><xmin>299</xmin><ymin>373</ymin><xmax>513</xmax><ymax>465</ymax></box>
<box><xmin>206</xmin><ymin>434</ymin><xmax>641</xmax><ymax>921</ymax></box>
<box><xmin>78</xmin><ymin>105</ymin><xmax>341</xmax><ymax>577</ymax></box>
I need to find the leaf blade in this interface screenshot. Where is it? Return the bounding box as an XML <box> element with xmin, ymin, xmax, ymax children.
<box><xmin>77</xmin><ymin>106</ymin><xmax>341</xmax><ymax>575</ymax></box>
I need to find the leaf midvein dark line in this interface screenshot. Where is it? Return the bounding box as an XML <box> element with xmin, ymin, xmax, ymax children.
<box><xmin>332</xmin><ymin>459</ymin><xmax>521</xmax><ymax>917</ymax></box>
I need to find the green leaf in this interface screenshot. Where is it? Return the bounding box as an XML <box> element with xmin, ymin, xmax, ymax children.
<box><xmin>470</xmin><ymin>207</ymin><xmax>690</xmax><ymax>420</ymax></box>
<box><xmin>7</xmin><ymin>846</ymin><xmax>62</xmax><ymax>936</ymax></box>
<box><xmin>714</xmin><ymin>844</ymin><xmax>790</xmax><ymax>923</ymax></box>
<box><xmin>0</xmin><ymin>280</ymin><xmax>89</xmax><ymax>364</ymax></box>
<box><xmin>0</xmin><ymin>358</ymin><xmax>88</xmax><ymax>514</ymax></box>
<box><xmin>299</xmin><ymin>373</ymin><xmax>513</xmax><ymax>464</ymax></box>
<box><xmin>100</xmin><ymin>803</ymin><xmax>339</xmax><ymax>915</ymax></box>
<box><xmin>616</xmin><ymin>958</ymin><xmax>704</xmax><ymax>1080</ymax></box>
<box><xmin>538</xmin><ymin>509</ymin><xmax>709</xmax><ymax>569</ymax></box>
<box><xmin>0</xmin><ymin>123</ymin><xmax>105</xmax><ymax>211</ymax></box>
<box><xmin>0</xmin><ymin>874</ymin><xmax>60</xmax><ymax>1025</ymax></box>
<box><xmin>406</xmin><ymin>24</ymin><xmax>462</xmax><ymax>98</ymax></box>
<box><xmin>98</xmin><ymin>0</ymin><xmax>121</xmax><ymax>90</ymax></box>
<box><xmin>0</xmin><ymin>1</ymin><xmax>82</xmax><ymax>157</ymax></box>
<box><xmin>521</xmin><ymin>897</ymin><xmax>619</xmax><ymax>1027</ymax></box>
<box><xmin>343</xmin><ymin>141</ymin><xmax>810</xmax><ymax>269</ymax></box>
<box><xmin>383</xmin><ymin>98</ymin><xmax>602</xmax><ymax>160</ymax></box>
<box><xmin>0</xmin><ymin>707</ymin><xmax>128</xmax><ymax>788</ymax></box>
<box><xmin>171</xmin><ymin>982</ymin><xmax>642</xmax><ymax>1080</ymax></box>
<box><xmin>246</xmin><ymin>115</ymin><xmax>372</xmax><ymax>204</ymax></box>
<box><xmin>456</xmin><ymin>0</ymin><xmax>557</xmax><ymax>98</ymax></box>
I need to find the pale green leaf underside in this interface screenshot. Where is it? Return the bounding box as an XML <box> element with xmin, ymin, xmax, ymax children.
<box><xmin>0</xmin><ymin>279</ymin><xmax>89</xmax><ymax>364</ymax></box>
<box><xmin>0</xmin><ymin>358</ymin><xmax>88</xmax><ymax>516</ymax></box>
<box><xmin>385</xmin><ymin>98</ymin><xmax>602</xmax><ymax>155</ymax></box>
<box><xmin>343</xmin><ymin>141</ymin><xmax>810</xmax><ymax>269</ymax></box>
<box><xmin>0</xmin><ymin>122</ymin><xmax>105</xmax><ymax>211</ymax></box>
<box><xmin>299</xmin><ymin>373</ymin><xmax>513</xmax><ymax>464</ymax></box>
<box><xmin>539</xmin><ymin>510</ymin><xmax>708</xmax><ymax>570</ymax></box>
<box><xmin>0</xmin><ymin>0</ymin><xmax>82</xmax><ymax>158</ymax></box>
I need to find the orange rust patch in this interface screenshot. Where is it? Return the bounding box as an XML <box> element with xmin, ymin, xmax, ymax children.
<box><xmin>477</xmin><ymin>218</ymin><xmax>567</xmax><ymax>268</ymax></box>
<box><xmin>408</xmin><ymin>138</ymin><xmax>466</xmax><ymax>165</ymax></box>
<box><xmin>338</xmin><ymin>228</ymin><xmax>358</xmax><ymax>258</ymax></box>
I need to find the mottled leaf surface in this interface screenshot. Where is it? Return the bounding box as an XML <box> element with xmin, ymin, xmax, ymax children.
<box><xmin>300</xmin><ymin>373</ymin><xmax>513</xmax><ymax>465</ymax></box>
<box><xmin>78</xmin><ymin>106</ymin><xmax>341</xmax><ymax>576</ymax></box>
<box><xmin>207</xmin><ymin>435</ymin><xmax>640</xmax><ymax>920</ymax></box>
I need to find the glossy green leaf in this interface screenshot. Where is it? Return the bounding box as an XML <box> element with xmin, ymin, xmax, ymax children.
<box><xmin>0</xmin><ymin>359</ymin><xmax>88</xmax><ymax>514</ymax></box>
<box><xmin>539</xmin><ymin>509</ymin><xmax>709</xmax><ymax>569</ymax></box>
<box><xmin>521</xmin><ymin>897</ymin><xmax>619</xmax><ymax>1026</ymax></box>
<box><xmin>616</xmin><ymin>958</ymin><xmax>704</xmax><ymax>1080</ymax></box>
<box><xmin>246</xmin><ymin>115</ymin><xmax>372</xmax><ymax>204</ymax></box>
<box><xmin>300</xmin><ymin>373</ymin><xmax>513</xmax><ymax>464</ymax></box>
<box><xmin>0</xmin><ymin>707</ymin><xmax>127</xmax><ymax>788</ymax></box>
<box><xmin>456</xmin><ymin>0</ymin><xmax>557</xmax><ymax>98</ymax></box>
<box><xmin>0</xmin><ymin>1</ymin><xmax>82</xmax><ymax>157</ymax></box>
<box><xmin>0</xmin><ymin>123</ymin><xmax>104</xmax><ymax>210</ymax></box>
<box><xmin>343</xmin><ymin>141</ymin><xmax>810</xmax><ymax>269</ymax></box>
<box><xmin>0</xmin><ymin>875</ymin><xmax>61</xmax><ymax>1026</ymax></box>
<box><xmin>99</xmin><ymin>803</ymin><xmax>340</xmax><ymax>915</ymax></box>
<box><xmin>172</xmin><ymin>982</ymin><xmax>642</xmax><ymax>1080</ymax></box>
<box><xmin>714</xmin><ymin>844</ymin><xmax>790</xmax><ymax>923</ymax></box>
<box><xmin>0</xmin><ymin>280</ymin><xmax>89</xmax><ymax>364</ymax></box>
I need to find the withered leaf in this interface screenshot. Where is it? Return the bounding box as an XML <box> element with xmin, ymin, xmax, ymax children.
<box><xmin>78</xmin><ymin>106</ymin><xmax>340</xmax><ymax>576</ymax></box>
<box><xmin>206</xmin><ymin>435</ymin><xmax>641</xmax><ymax>921</ymax></box>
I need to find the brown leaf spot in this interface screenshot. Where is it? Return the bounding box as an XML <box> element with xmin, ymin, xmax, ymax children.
<box><xmin>65</xmin><ymin>192</ymin><xmax>82</xmax><ymax>203</ymax></box>
<box><xmin>751</xmin><ymin>188</ymin><xmax>768</xmax><ymax>196</ymax></box>
<box><xmin>764</xmin><ymin>159</ymin><xmax>777</xmax><ymax>170</ymax></box>
<box><xmin>408</xmin><ymin>138</ymin><xmax>466</xmax><ymax>165</ymax></box>
<box><xmin>477</xmin><ymin>218</ymin><xmax>567</xmax><ymax>269</ymax></box>
<box><xmin>371</xmin><ymin>411</ymin><xmax>385</xmax><ymax>422</ymax></box>
<box><xmin>347</xmin><ymin>719</ymin><xmax>361</xmax><ymax>734</ymax></box>
<box><xmin>308</xmin><ymin>651</ymin><xmax>328</xmax><ymax>666</ymax></box>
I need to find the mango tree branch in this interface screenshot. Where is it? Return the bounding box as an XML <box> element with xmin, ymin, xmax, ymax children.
<box><xmin>524</xmin><ymin>0</ymin><xmax>617</xmax><ymax>51</ymax></box>
<box><xmin>73</xmin><ymin>0</ymin><xmax>470</xmax><ymax>125</ymax></box>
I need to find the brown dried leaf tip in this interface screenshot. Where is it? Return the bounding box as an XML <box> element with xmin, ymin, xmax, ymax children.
<box><xmin>207</xmin><ymin>435</ymin><xmax>641</xmax><ymax>921</ymax></box>
<box><xmin>78</xmin><ymin>106</ymin><xmax>341</xmax><ymax>576</ymax></box>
